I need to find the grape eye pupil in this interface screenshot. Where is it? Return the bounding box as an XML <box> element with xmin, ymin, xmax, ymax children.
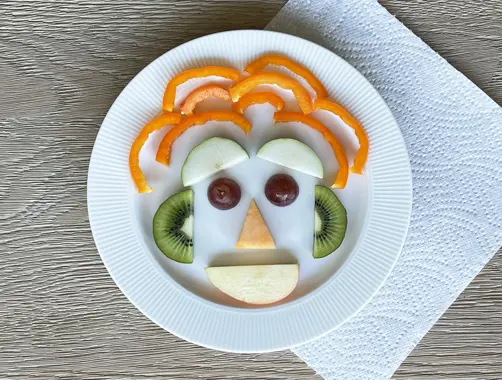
<box><xmin>264</xmin><ymin>174</ymin><xmax>299</xmax><ymax>207</ymax></box>
<box><xmin>207</xmin><ymin>178</ymin><xmax>241</xmax><ymax>210</ymax></box>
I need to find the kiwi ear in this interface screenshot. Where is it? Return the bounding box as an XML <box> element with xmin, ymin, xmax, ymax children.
<box><xmin>313</xmin><ymin>185</ymin><xmax>347</xmax><ymax>259</ymax></box>
<box><xmin>153</xmin><ymin>189</ymin><xmax>194</xmax><ymax>264</ymax></box>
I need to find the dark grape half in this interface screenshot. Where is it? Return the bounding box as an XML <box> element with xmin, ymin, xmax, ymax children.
<box><xmin>207</xmin><ymin>178</ymin><xmax>241</xmax><ymax>210</ymax></box>
<box><xmin>265</xmin><ymin>174</ymin><xmax>299</xmax><ymax>207</ymax></box>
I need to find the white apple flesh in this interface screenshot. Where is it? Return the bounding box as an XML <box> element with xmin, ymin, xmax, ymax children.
<box><xmin>257</xmin><ymin>138</ymin><xmax>324</xmax><ymax>178</ymax></box>
<box><xmin>206</xmin><ymin>264</ymin><xmax>299</xmax><ymax>305</ymax></box>
<box><xmin>182</xmin><ymin>137</ymin><xmax>249</xmax><ymax>186</ymax></box>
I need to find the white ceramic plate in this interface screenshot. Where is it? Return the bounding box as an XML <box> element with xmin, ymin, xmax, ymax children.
<box><xmin>88</xmin><ymin>30</ymin><xmax>412</xmax><ymax>352</ymax></box>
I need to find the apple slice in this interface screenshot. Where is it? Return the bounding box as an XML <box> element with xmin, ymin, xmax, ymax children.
<box><xmin>206</xmin><ymin>264</ymin><xmax>299</xmax><ymax>305</ymax></box>
<box><xmin>257</xmin><ymin>138</ymin><xmax>324</xmax><ymax>178</ymax></box>
<box><xmin>182</xmin><ymin>137</ymin><xmax>249</xmax><ymax>186</ymax></box>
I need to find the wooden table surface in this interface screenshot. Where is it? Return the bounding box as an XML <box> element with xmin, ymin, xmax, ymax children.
<box><xmin>0</xmin><ymin>0</ymin><xmax>500</xmax><ymax>379</ymax></box>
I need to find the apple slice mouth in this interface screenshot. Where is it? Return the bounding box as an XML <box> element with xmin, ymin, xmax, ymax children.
<box><xmin>205</xmin><ymin>264</ymin><xmax>299</xmax><ymax>305</ymax></box>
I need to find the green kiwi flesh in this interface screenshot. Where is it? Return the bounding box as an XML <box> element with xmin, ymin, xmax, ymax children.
<box><xmin>313</xmin><ymin>185</ymin><xmax>347</xmax><ymax>259</ymax></box>
<box><xmin>153</xmin><ymin>189</ymin><xmax>194</xmax><ymax>263</ymax></box>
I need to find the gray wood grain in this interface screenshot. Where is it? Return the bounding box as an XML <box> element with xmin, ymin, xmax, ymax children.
<box><xmin>0</xmin><ymin>0</ymin><xmax>500</xmax><ymax>379</ymax></box>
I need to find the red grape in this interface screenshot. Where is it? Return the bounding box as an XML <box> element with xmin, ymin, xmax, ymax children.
<box><xmin>207</xmin><ymin>178</ymin><xmax>241</xmax><ymax>210</ymax></box>
<box><xmin>265</xmin><ymin>174</ymin><xmax>299</xmax><ymax>207</ymax></box>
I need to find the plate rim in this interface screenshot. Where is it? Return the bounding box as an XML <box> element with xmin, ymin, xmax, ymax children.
<box><xmin>87</xmin><ymin>29</ymin><xmax>413</xmax><ymax>352</ymax></box>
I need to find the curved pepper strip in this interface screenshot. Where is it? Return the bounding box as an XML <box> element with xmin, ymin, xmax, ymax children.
<box><xmin>156</xmin><ymin>111</ymin><xmax>252</xmax><ymax>166</ymax></box>
<box><xmin>181</xmin><ymin>84</ymin><xmax>231</xmax><ymax>115</ymax></box>
<box><xmin>274</xmin><ymin>111</ymin><xmax>349</xmax><ymax>189</ymax></box>
<box><xmin>162</xmin><ymin>66</ymin><xmax>240</xmax><ymax>112</ymax></box>
<box><xmin>245</xmin><ymin>54</ymin><xmax>328</xmax><ymax>98</ymax></box>
<box><xmin>229</xmin><ymin>72</ymin><xmax>313</xmax><ymax>114</ymax></box>
<box><xmin>129</xmin><ymin>113</ymin><xmax>182</xmax><ymax>193</ymax></box>
<box><xmin>314</xmin><ymin>98</ymin><xmax>368</xmax><ymax>174</ymax></box>
<box><xmin>233</xmin><ymin>91</ymin><xmax>285</xmax><ymax>114</ymax></box>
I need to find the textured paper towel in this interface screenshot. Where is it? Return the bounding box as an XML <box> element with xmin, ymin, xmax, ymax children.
<box><xmin>267</xmin><ymin>0</ymin><xmax>502</xmax><ymax>379</ymax></box>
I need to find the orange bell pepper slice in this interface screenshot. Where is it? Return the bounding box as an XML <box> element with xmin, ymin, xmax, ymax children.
<box><xmin>314</xmin><ymin>99</ymin><xmax>368</xmax><ymax>174</ymax></box>
<box><xmin>233</xmin><ymin>91</ymin><xmax>285</xmax><ymax>114</ymax></box>
<box><xmin>156</xmin><ymin>111</ymin><xmax>252</xmax><ymax>166</ymax></box>
<box><xmin>229</xmin><ymin>72</ymin><xmax>313</xmax><ymax>114</ymax></box>
<box><xmin>274</xmin><ymin>111</ymin><xmax>349</xmax><ymax>189</ymax></box>
<box><xmin>162</xmin><ymin>66</ymin><xmax>240</xmax><ymax>112</ymax></box>
<box><xmin>181</xmin><ymin>84</ymin><xmax>231</xmax><ymax>115</ymax></box>
<box><xmin>129</xmin><ymin>112</ymin><xmax>182</xmax><ymax>193</ymax></box>
<box><xmin>245</xmin><ymin>54</ymin><xmax>328</xmax><ymax>99</ymax></box>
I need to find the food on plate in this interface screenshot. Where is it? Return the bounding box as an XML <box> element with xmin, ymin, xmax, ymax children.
<box><xmin>182</xmin><ymin>137</ymin><xmax>249</xmax><ymax>186</ymax></box>
<box><xmin>181</xmin><ymin>84</ymin><xmax>231</xmax><ymax>115</ymax></box>
<box><xmin>314</xmin><ymin>98</ymin><xmax>368</xmax><ymax>174</ymax></box>
<box><xmin>229</xmin><ymin>72</ymin><xmax>313</xmax><ymax>114</ymax></box>
<box><xmin>273</xmin><ymin>111</ymin><xmax>349</xmax><ymax>189</ymax></box>
<box><xmin>153</xmin><ymin>189</ymin><xmax>194</xmax><ymax>263</ymax></box>
<box><xmin>245</xmin><ymin>54</ymin><xmax>328</xmax><ymax>98</ymax></box>
<box><xmin>205</xmin><ymin>264</ymin><xmax>299</xmax><ymax>304</ymax></box>
<box><xmin>233</xmin><ymin>91</ymin><xmax>285</xmax><ymax>114</ymax></box>
<box><xmin>156</xmin><ymin>111</ymin><xmax>252</xmax><ymax>166</ymax></box>
<box><xmin>129</xmin><ymin>112</ymin><xmax>182</xmax><ymax>193</ymax></box>
<box><xmin>162</xmin><ymin>66</ymin><xmax>240</xmax><ymax>112</ymax></box>
<box><xmin>137</xmin><ymin>58</ymin><xmax>358</xmax><ymax>301</ymax></box>
<box><xmin>257</xmin><ymin>138</ymin><xmax>323</xmax><ymax>178</ymax></box>
<box><xmin>313</xmin><ymin>185</ymin><xmax>347</xmax><ymax>259</ymax></box>
<box><xmin>207</xmin><ymin>177</ymin><xmax>242</xmax><ymax>210</ymax></box>
<box><xmin>236</xmin><ymin>200</ymin><xmax>275</xmax><ymax>249</ymax></box>
<box><xmin>264</xmin><ymin>174</ymin><xmax>299</xmax><ymax>207</ymax></box>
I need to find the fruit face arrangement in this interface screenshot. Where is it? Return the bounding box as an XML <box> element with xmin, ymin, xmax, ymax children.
<box><xmin>129</xmin><ymin>55</ymin><xmax>368</xmax><ymax>306</ymax></box>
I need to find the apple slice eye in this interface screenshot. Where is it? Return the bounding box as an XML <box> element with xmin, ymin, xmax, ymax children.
<box><xmin>264</xmin><ymin>174</ymin><xmax>299</xmax><ymax>207</ymax></box>
<box><xmin>207</xmin><ymin>178</ymin><xmax>242</xmax><ymax>210</ymax></box>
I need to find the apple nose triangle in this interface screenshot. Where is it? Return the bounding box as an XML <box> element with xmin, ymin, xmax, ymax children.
<box><xmin>235</xmin><ymin>199</ymin><xmax>276</xmax><ymax>249</ymax></box>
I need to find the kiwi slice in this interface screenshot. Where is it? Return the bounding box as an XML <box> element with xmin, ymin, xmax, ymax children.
<box><xmin>153</xmin><ymin>189</ymin><xmax>194</xmax><ymax>264</ymax></box>
<box><xmin>313</xmin><ymin>185</ymin><xmax>347</xmax><ymax>259</ymax></box>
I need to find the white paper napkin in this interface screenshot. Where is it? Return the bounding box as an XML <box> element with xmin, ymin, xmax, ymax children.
<box><xmin>267</xmin><ymin>0</ymin><xmax>502</xmax><ymax>378</ymax></box>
